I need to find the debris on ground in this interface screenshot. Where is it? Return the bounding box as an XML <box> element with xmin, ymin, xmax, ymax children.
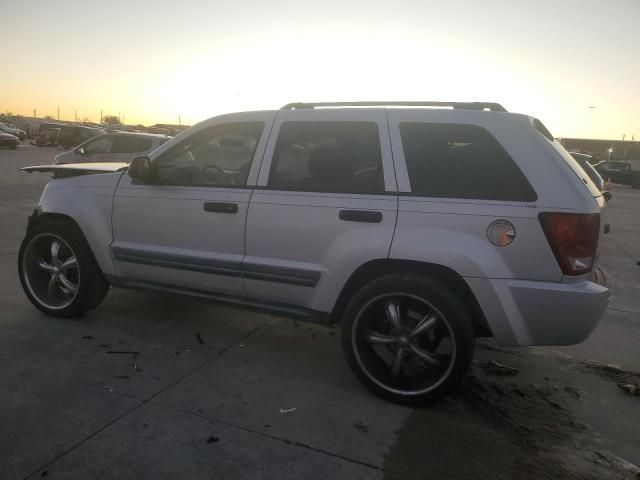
<box><xmin>81</xmin><ymin>335</ymin><xmax>94</xmax><ymax>339</ymax></box>
<box><xmin>618</xmin><ymin>383</ymin><xmax>640</xmax><ymax>396</ymax></box>
<box><xmin>40</xmin><ymin>470</ymin><xmax>48</xmax><ymax>477</ymax></box>
<box><xmin>195</xmin><ymin>332</ymin><xmax>205</xmax><ymax>345</ymax></box>
<box><xmin>279</xmin><ymin>407</ymin><xmax>297</xmax><ymax>414</ymax></box>
<box><xmin>132</xmin><ymin>355</ymin><xmax>142</xmax><ymax>372</ymax></box>
<box><xmin>206</xmin><ymin>436</ymin><xmax>220</xmax><ymax>444</ymax></box>
<box><xmin>480</xmin><ymin>360</ymin><xmax>519</xmax><ymax>376</ymax></box>
<box><xmin>589</xmin><ymin>450</ymin><xmax>640</xmax><ymax>478</ymax></box>
<box><xmin>580</xmin><ymin>361</ymin><xmax>640</xmax><ymax>385</ymax></box>
<box><xmin>353</xmin><ymin>420</ymin><xmax>369</xmax><ymax>433</ymax></box>
<box><xmin>564</xmin><ymin>385</ymin><xmax>581</xmax><ymax>399</ymax></box>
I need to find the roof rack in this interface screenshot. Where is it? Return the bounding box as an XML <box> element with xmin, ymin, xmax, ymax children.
<box><xmin>280</xmin><ymin>101</ymin><xmax>507</xmax><ymax>112</ymax></box>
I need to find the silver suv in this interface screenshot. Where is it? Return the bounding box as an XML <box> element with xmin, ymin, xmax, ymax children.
<box><xmin>19</xmin><ymin>101</ymin><xmax>611</xmax><ymax>404</ymax></box>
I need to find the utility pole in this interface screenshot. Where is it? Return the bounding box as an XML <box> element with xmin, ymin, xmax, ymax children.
<box><xmin>74</xmin><ymin>110</ymin><xmax>77</xmax><ymax>122</ymax></box>
<box><xmin>178</xmin><ymin>114</ymin><xmax>181</xmax><ymax>126</ymax></box>
<box><xmin>33</xmin><ymin>108</ymin><xmax>36</xmax><ymax>118</ymax></box>
<box><xmin>57</xmin><ymin>106</ymin><xmax>60</xmax><ymax>120</ymax></box>
<box><xmin>100</xmin><ymin>110</ymin><xmax>103</xmax><ymax>124</ymax></box>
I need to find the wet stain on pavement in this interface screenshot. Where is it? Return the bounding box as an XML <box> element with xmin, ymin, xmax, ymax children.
<box><xmin>383</xmin><ymin>363</ymin><xmax>640</xmax><ymax>480</ymax></box>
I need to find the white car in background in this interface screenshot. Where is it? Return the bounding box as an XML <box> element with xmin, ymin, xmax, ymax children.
<box><xmin>55</xmin><ymin>132</ymin><xmax>170</xmax><ymax>164</ymax></box>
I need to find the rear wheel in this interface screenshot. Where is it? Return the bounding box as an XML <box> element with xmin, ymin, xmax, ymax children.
<box><xmin>341</xmin><ymin>274</ymin><xmax>474</xmax><ymax>405</ymax></box>
<box><xmin>18</xmin><ymin>221</ymin><xmax>109</xmax><ymax>317</ymax></box>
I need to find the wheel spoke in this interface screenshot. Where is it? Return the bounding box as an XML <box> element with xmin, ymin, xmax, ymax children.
<box><xmin>410</xmin><ymin>312</ymin><xmax>439</xmax><ymax>338</ymax></box>
<box><xmin>365</xmin><ymin>331</ymin><xmax>397</xmax><ymax>345</ymax></box>
<box><xmin>47</xmin><ymin>275</ymin><xmax>59</xmax><ymax>297</ymax></box>
<box><xmin>50</xmin><ymin>240</ymin><xmax>61</xmax><ymax>263</ymax></box>
<box><xmin>61</xmin><ymin>256</ymin><xmax>77</xmax><ymax>271</ymax></box>
<box><xmin>57</xmin><ymin>274</ymin><xmax>78</xmax><ymax>294</ymax></box>
<box><xmin>390</xmin><ymin>347</ymin><xmax>406</xmax><ymax>378</ymax></box>
<box><xmin>38</xmin><ymin>260</ymin><xmax>56</xmax><ymax>273</ymax></box>
<box><xmin>409</xmin><ymin>344</ymin><xmax>446</xmax><ymax>369</ymax></box>
<box><xmin>384</xmin><ymin>301</ymin><xmax>402</xmax><ymax>333</ymax></box>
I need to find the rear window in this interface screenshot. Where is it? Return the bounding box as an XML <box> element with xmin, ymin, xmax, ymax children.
<box><xmin>399</xmin><ymin>123</ymin><xmax>537</xmax><ymax>201</ymax></box>
<box><xmin>112</xmin><ymin>136</ymin><xmax>153</xmax><ymax>154</ymax></box>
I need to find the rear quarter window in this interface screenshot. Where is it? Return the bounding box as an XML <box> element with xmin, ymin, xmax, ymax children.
<box><xmin>399</xmin><ymin>122</ymin><xmax>537</xmax><ymax>201</ymax></box>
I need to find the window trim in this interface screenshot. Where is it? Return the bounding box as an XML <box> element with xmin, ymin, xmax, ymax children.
<box><xmin>265</xmin><ymin>120</ymin><xmax>387</xmax><ymax>195</ymax></box>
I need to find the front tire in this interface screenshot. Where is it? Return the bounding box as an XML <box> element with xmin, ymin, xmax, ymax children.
<box><xmin>18</xmin><ymin>221</ymin><xmax>109</xmax><ymax>317</ymax></box>
<box><xmin>341</xmin><ymin>274</ymin><xmax>474</xmax><ymax>405</ymax></box>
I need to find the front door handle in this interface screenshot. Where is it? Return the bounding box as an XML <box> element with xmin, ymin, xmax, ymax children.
<box><xmin>339</xmin><ymin>209</ymin><xmax>383</xmax><ymax>223</ymax></box>
<box><xmin>203</xmin><ymin>202</ymin><xmax>238</xmax><ymax>214</ymax></box>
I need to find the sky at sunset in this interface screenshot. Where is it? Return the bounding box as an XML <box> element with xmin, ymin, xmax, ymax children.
<box><xmin>1</xmin><ymin>0</ymin><xmax>639</xmax><ymax>139</ymax></box>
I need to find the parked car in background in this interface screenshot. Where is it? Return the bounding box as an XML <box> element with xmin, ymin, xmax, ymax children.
<box><xmin>31</xmin><ymin>128</ymin><xmax>61</xmax><ymax>146</ymax></box>
<box><xmin>0</xmin><ymin>123</ymin><xmax>26</xmax><ymax>141</ymax></box>
<box><xmin>20</xmin><ymin>101</ymin><xmax>611</xmax><ymax>405</ymax></box>
<box><xmin>0</xmin><ymin>131</ymin><xmax>19</xmax><ymax>149</ymax></box>
<box><xmin>58</xmin><ymin>126</ymin><xmax>105</xmax><ymax>149</ymax></box>
<box><xmin>38</xmin><ymin>122</ymin><xmax>67</xmax><ymax>134</ymax></box>
<box><xmin>570</xmin><ymin>152</ymin><xmax>604</xmax><ymax>191</ymax></box>
<box><xmin>54</xmin><ymin>132</ymin><xmax>170</xmax><ymax>164</ymax></box>
<box><xmin>593</xmin><ymin>161</ymin><xmax>640</xmax><ymax>189</ymax></box>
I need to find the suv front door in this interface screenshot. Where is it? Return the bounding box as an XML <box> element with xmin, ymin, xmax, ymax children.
<box><xmin>111</xmin><ymin>113</ymin><xmax>274</xmax><ymax>297</ymax></box>
<box><xmin>244</xmin><ymin>109</ymin><xmax>398</xmax><ymax>314</ymax></box>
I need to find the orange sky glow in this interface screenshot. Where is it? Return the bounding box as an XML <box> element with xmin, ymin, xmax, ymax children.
<box><xmin>2</xmin><ymin>0</ymin><xmax>639</xmax><ymax>140</ymax></box>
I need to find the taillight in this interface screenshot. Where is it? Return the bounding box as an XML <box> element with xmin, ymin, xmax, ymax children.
<box><xmin>539</xmin><ymin>213</ymin><xmax>600</xmax><ymax>276</ymax></box>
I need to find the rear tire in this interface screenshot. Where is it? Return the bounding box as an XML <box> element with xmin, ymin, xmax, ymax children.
<box><xmin>18</xmin><ymin>221</ymin><xmax>109</xmax><ymax>317</ymax></box>
<box><xmin>341</xmin><ymin>274</ymin><xmax>474</xmax><ymax>405</ymax></box>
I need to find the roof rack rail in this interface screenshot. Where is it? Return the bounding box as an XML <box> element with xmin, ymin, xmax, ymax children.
<box><xmin>280</xmin><ymin>101</ymin><xmax>507</xmax><ymax>112</ymax></box>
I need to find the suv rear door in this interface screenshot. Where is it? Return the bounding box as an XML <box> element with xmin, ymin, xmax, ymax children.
<box><xmin>244</xmin><ymin>109</ymin><xmax>398</xmax><ymax>314</ymax></box>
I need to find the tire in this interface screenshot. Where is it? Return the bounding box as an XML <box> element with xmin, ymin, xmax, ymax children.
<box><xmin>632</xmin><ymin>178</ymin><xmax>640</xmax><ymax>189</ymax></box>
<box><xmin>341</xmin><ymin>274</ymin><xmax>474</xmax><ymax>405</ymax></box>
<box><xmin>18</xmin><ymin>221</ymin><xmax>109</xmax><ymax>317</ymax></box>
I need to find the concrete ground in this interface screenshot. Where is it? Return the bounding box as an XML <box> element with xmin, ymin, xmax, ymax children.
<box><xmin>1</xmin><ymin>144</ymin><xmax>639</xmax><ymax>480</ymax></box>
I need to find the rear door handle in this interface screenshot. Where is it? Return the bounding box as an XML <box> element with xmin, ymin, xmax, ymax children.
<box><xmin>339</xmin><ymin>210</ymin><xmax>383</xmax><ymax>223</ymax></box>
<box><xmin>203</xmin><ymin>202</ymin><xmax>238</xmax><ymax>214</ymax></box>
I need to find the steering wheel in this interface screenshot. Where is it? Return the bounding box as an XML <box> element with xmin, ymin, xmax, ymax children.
<box><xmin>202</xmin><ymin>164</ymin><xmax>226</xmax><ymax>182</ymax></box>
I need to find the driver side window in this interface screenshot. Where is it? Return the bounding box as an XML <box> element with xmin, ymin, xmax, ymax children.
<box><xmin>154</xmin><ymin>122</ymin><xmax>264</xmax><ymax>187</ymax></box>
<box><xmin>83</xmin><ymin>135</ymin><xmax>113</xmax><ymax>154</ymax></box>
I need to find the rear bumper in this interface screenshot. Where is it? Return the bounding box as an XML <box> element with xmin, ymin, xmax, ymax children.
<box><xmin>466</xmin><ymin>267</ymin><xmax>612</xmax><ymax>346</ymax></box>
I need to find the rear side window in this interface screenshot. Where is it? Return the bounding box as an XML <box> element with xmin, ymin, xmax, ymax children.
<box><xmin>399</xmin><ymin>123</ymin><xmax>537</xmax><ymax>201</ymax></box>
<box><xmin>269</xmin><ymin>121</ymin><xmax>384</xmax><ymax>193</ymax></box>
<box><xmin>112</xmin><ymin>136</ymin><xmax>153</xmax><ymax>154</ymax></box>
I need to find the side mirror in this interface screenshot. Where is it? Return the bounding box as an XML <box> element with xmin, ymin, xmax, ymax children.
<box><xmin>128</xmin><ymin>155</ymin><xmax>152</xmax><ymax>182</ymax></box>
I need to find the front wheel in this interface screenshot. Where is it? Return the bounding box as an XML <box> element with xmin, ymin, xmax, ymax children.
<box><xmin>18</xmin><ymin>221</ymin><xmax>109</xmax><ymax>317</ymax></box>
<box><xmin>341</xmin><ymin>274</ymin><xmax>475</xmax><ymax>405</ymax></box>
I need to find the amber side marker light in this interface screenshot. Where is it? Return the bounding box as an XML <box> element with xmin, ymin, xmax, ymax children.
<box><xmin>539</xmin><ymin>213</ymin><xmax>600</xmax><ymax>276</ymax></box>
